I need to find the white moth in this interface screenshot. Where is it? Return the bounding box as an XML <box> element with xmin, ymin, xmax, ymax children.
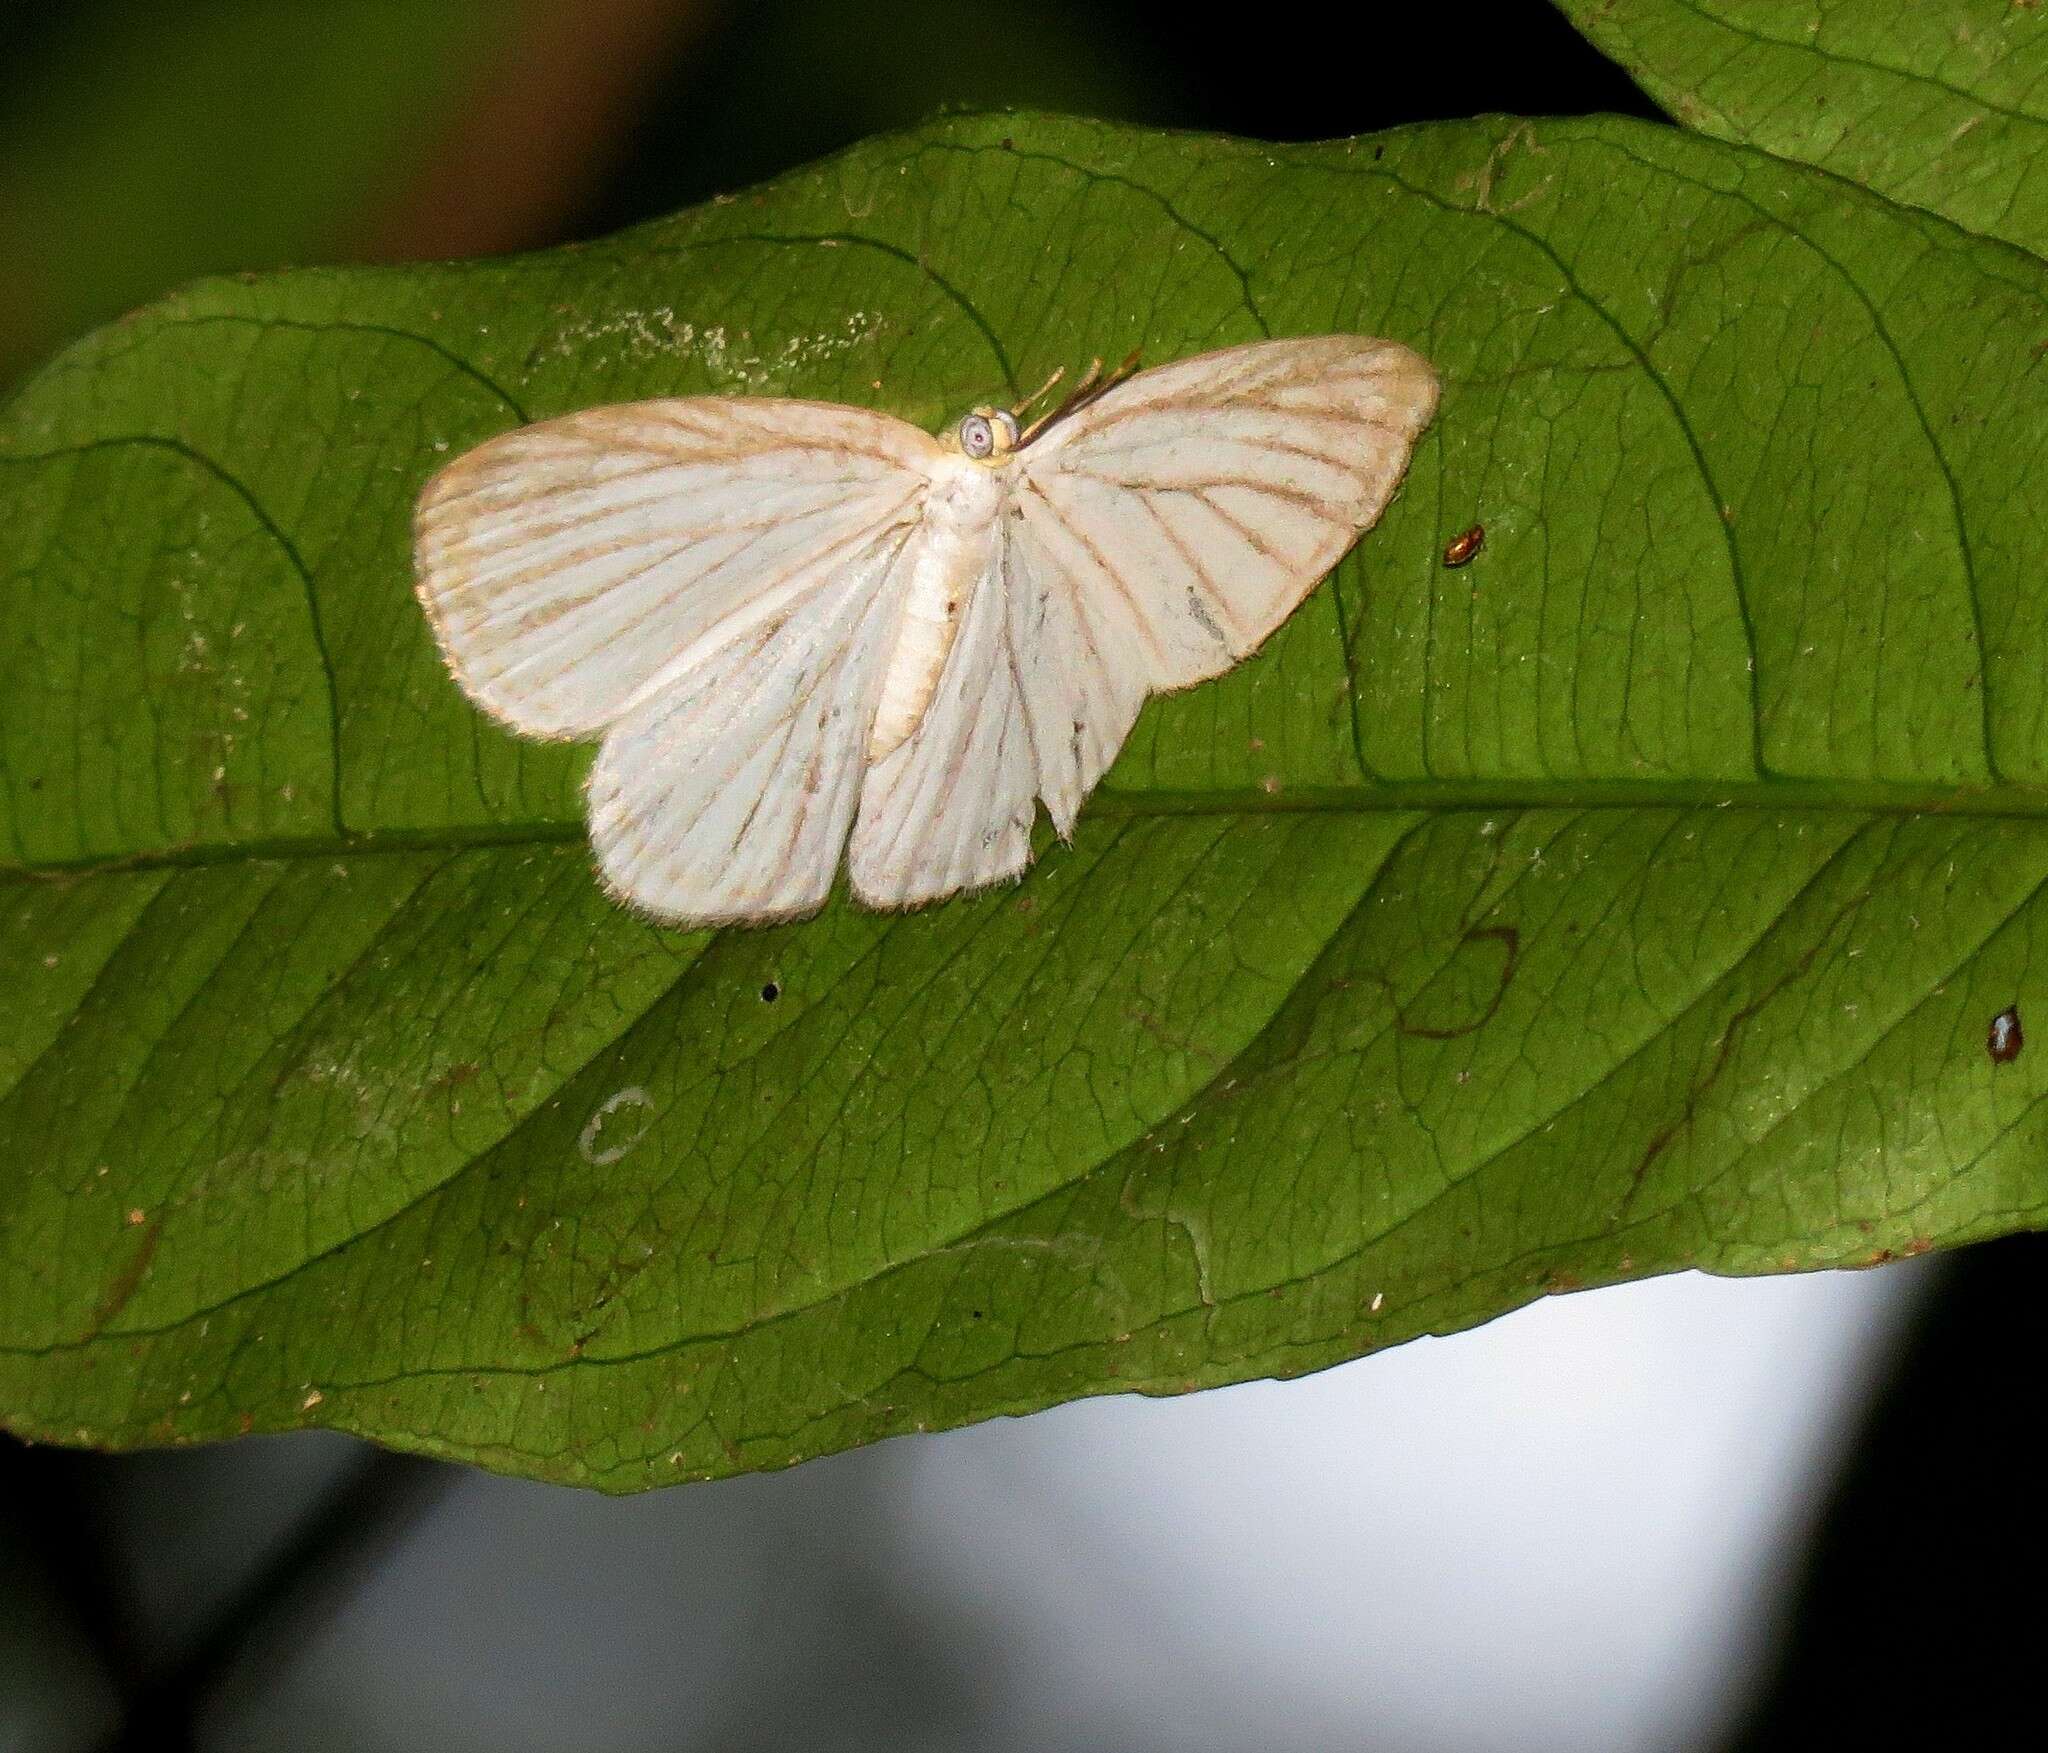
<box><xmin>413</xmin><ymin>335</ymin><xmax>1438</xmax><ymax>926</ymax></box>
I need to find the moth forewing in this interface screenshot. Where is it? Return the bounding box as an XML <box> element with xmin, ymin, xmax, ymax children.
<box><xmin>410</xmin><ymin>397</ymin><xmax>942</xmax><ymax>741</ymax></box>
<box><xmin>1006</xmin><ymin>335</ymin><xmax>1440</xmax><ymax>690</ymax></box>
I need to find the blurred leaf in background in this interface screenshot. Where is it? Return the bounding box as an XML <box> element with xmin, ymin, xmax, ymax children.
<box><xmin>0</xmin><ymin>0</ymin><xmax>709</xmax><ymax>385</ymax></box>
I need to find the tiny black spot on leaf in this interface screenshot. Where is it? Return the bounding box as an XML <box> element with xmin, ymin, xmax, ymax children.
<box><xmin>761</xmin><ymin>982</ymin><xmax>780</xmax><ymax>1004</ymax></box>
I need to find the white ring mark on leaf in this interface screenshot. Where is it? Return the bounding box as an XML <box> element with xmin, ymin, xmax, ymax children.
<box><xmin>578</xmin><ymin>1086</ymin><xmax>656</xmax><ymax>1166</ymax></box>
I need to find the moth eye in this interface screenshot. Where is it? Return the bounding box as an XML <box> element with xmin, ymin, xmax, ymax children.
<box><xmin>959</xmin><ymin>414</ymin><xmax>994</xmax><ymax>458</ymax></box>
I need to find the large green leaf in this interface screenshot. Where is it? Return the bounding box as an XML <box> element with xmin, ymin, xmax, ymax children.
<box><xmin>1558</xmin><ymin>0</ymin><xmax>2048</xmax><ymax>255</ymax></box>
<box><xmin>5</xmin><ymin>111</ymin><xmax>2047</xmax><ymax>1489</ymax></box>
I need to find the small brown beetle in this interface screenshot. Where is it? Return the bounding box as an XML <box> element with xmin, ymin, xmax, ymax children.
<box><xmin>1443</xmin><ymin>523</ymin><xmax>1485</xmax><ymax>568</ymax></box>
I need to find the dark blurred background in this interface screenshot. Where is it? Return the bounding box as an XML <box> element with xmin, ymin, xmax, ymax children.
<box><xmin>2</xmin><ymin>2</ymin><xmax>2039</xmax><ymax>1747</ymax></box>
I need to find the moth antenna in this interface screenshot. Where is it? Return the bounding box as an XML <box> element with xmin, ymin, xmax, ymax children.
<box><xmin>1022</xmin><ymin>353</ymin><xmax>1133</xmax><ymax>446</ymax></box>
<box><xmin>1022</xmin><ymin>358</ymin><xmax>1099</xmax><ymax>444</ymax></box>
<box><xmin>1009</xmin><ymin>365</ymin><xmax>1067</xmax><ymax>422</ymax></box>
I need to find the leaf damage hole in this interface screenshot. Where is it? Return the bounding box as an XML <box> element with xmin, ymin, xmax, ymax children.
<box><xmin>1989</xmin><ymin>1005</ymin><xmax>2023</xmax><ymax>1065</ymax></box>
<box><xmin>761</xmin><ymin>981</ymin><xmax>781</xmax><ymax>1003</ymax></box>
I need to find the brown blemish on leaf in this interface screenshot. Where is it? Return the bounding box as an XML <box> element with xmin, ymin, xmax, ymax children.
<box><xmin>1123</xmin><ymin>1004</ymin><xmax>1224</xmax><ymax>1067</ymax></box>
<box><xmin>1627</xmin><ymin>888</ymin><xmax>1873</xmax><ymax>1207</ymax></box>
<box><xmin>1392</xmin><ymin>925</ymin><xmax>1521</xmax><ymax>1041</ymax></box>
<box><xmin>81</xmin><ymin>1215</ymin><xmax>163</xmax><ymax>1343</ymax></box>
<box><xmin>1472</xmin><ymin>122</ymin><xmax>1554</xmax><ymax>216</ymax></box>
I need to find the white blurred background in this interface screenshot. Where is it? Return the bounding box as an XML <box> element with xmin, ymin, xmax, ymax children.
<box><xmin>5</xmin><ymin>1261</ymin><xmax>1932</xmax><ymax>1752</ymax></box>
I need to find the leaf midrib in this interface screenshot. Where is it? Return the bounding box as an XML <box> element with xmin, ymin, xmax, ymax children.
<box><xmin>12</xmin><ymin>778</ymin><xmax>2048</xmax><ymax>884</ymax></box>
